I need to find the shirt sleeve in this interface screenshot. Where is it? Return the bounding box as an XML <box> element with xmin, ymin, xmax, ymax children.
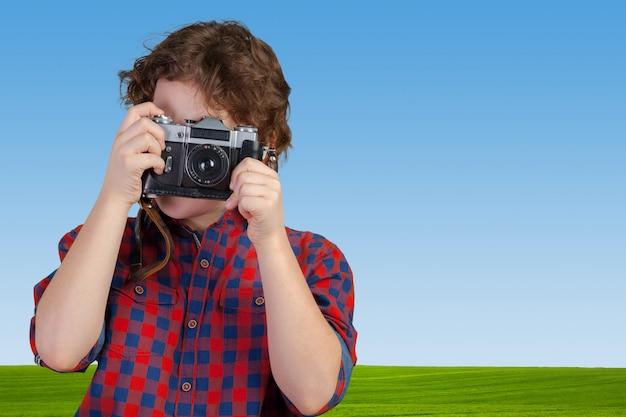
<box><xmin>301</xmin><ymin>233</ymin><xmax>357</xmax><ymax>365</ymax></box>
<box><xmin>29</xmin><ymin>226</ymin><xmax>105</xmax><ymax>373</ymax></box>
<box><xmin>285</xmin><ymin>231</ymin><xmax>358</xmax><ymax>415</ymax></box>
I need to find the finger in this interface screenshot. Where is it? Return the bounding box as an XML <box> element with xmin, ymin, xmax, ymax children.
<box><xmin>226</xmin><ymin>182</ymin><xmax>281</xmax><ymax>213</ymax></box>
<box><xmin>231</xmin><ymin>157</ymin><xmax>276</xmax><ymax>179</ymax></box>
<box><xmin>117</xmin><ymin>117</ymin><xmax>166</xmax><ymax>151</ymax></box>
<box><xmin>236</xmin><ymin>193</ymin><xmax>277</xmax><ymax>222</ymax></box>
<box><xmin>120</xmin><ymin>130</ymin><xmax>165</xmax><ymax>158</ymax></box>
<box><xmin>230</xmin><ymin>161</ymin><xmax>278</xmax><ymax>191</ymax></box>
<box><xmin>118</xmin><ymin>102</ymin><xmax>166</xmax><ymax>135</ymax></box>
<box><xmin>135</xmin><ymin>153</ymin><xmax>166</xmax><ymax>175</ymax></box>
<box><xmin>237</xmin><ymin>182</ymin><xmax>280</xmax><ymax>199</ymax></box>
<box><xmin>224</xmin><ymin>190</ymin><xmax>239</xmax><ymax>210</ymax></box>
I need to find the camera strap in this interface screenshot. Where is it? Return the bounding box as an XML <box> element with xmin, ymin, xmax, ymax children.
<box><xmin>129</xmin><ymin>198</ymin><xmax>174</xmax><ymax>283</ymax></box>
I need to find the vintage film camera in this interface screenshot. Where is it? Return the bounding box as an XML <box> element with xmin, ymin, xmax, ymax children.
<box><xmin>142</xmin><ymin>115</ymin><xmax>265</xmax><ymax>200</ymax></box>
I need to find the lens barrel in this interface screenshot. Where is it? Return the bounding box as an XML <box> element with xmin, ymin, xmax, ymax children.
<box><xmin>186</xmin><ymin>144</ymin><xmax>229</xmax><ymax>186</ymax></box>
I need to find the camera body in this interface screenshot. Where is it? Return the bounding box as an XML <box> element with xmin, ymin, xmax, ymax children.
<box><xmin>142</xmin><ymin>115</ymin><xmax>264</xmax><ymax>200</ymax></box>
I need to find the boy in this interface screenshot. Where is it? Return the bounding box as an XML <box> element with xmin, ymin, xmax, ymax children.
<box><xmin>30</xmin><ymin>20</ymin><xmax>356</xmax><ymax>417</ymax></box>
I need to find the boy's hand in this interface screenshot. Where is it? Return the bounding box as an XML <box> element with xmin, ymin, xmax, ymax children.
<box><xmin>100</xmin><ymin>102</ymin><xmax>166</xmax><ymax>209</ymax></box>
<box><xmin>225</xmin><ymin>157</ymin><xmax>285</xmax><ymax>246</ymax></box>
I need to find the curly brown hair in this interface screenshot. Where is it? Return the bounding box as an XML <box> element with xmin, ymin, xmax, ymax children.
<box><xmin>119</xmin><ymin>20</ymin><xmax>292</xmax><ymax>158</ymax></box>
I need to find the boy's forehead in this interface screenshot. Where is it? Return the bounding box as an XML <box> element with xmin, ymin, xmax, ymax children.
<box><xmin>153</xmin><ymin>78</ymin><xmax>235</xmax><ymax>128</ymax></box>
<box><xmin>153</xmin><ymin>80</ymin><xmax>207</xmax><ymax>119</ymax></box>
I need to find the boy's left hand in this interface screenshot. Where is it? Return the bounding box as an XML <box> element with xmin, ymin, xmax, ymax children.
<box><xmin>225</xmin><ymin>158</ymin><xmax>285</xmax><ymax>246</ymax></box>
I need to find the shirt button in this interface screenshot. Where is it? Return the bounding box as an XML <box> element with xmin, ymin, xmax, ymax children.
<box><xmin>134</xmin><ymin>285</ymin><xmax>144</xmax><ymax>295</ymax></box>
<box><xmin>181</xmin><ymin>381</ymin><xmax>192</xmax><ymax>392</ymax></box>
<box><xmin>187</xmin><ymin>319</ymin><xmax>197</xmax><ymax>329</ymax></box>
<box><xmin>200</xmin><ymin>259</ymin><xmax>210</xmax><ymax>268</ymax></box>
<box><xmin>255</xmin><ymin>296</ymin><xmax>265</xmax><ymax>306</ymax></box>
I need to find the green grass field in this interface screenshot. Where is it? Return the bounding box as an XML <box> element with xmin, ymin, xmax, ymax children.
<box><xmin>326</xmin><ymin>366</ymin><xmax>626</xmax><ymax>416</ymax></box>
<box><xmin>1</xmin><ymin>365</ymin><xmax>625</xmax><ymax>416</ymax></box>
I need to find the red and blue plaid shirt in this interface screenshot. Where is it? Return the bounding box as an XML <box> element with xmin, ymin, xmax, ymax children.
<box><xmin>30</xmin><ymin>208</ymin><xmax>357</xmax><ymax>416</ymax></box>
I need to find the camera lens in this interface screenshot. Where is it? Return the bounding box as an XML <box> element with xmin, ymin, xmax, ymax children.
<box><xmin>186</xmin><ymin>144</ymin><xmax>229</xmax><ymax>186</ymax></box>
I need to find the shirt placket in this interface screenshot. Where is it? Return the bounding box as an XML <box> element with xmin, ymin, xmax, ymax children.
<box><xmin>176</xmin><ymin>226</ymin><xmax>221</xmax><ymax>414</ymax></box>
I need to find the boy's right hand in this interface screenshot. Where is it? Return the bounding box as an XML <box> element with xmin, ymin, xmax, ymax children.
<box><xmin>99</xmin><ymin>102</ymin><xmax>167</xmax><ymax>209</ymax></box>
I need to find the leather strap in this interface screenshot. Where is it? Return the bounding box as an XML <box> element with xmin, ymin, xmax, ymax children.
<box><xmin>129</xmin><ymin>199</ymin><xmax>174</xmax><ymax>283</ymax></box>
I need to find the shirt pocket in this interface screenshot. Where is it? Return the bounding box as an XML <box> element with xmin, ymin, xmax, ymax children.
<box><xmin>219</xmin><ymin>285</ymin><xmax>269</xmax><ymax>368</ymax></box>
<box><xmin>220</xmin><ymin>285</ymin><xmax>267</xmax><ymax>314</ymax></box>
<box><xmin>105</xmin><ymin>278</ymin><xmax>181</xmax><ymax>359</ymax></box>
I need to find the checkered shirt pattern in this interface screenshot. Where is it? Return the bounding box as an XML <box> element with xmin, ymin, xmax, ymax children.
<box><xmin>30</xmin><ymin>208</ymin><xmax>357</xmax><ymax>417</ymax></box>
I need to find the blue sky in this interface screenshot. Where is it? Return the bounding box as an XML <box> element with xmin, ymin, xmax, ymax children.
<box><xmin>1</xmin><ymin>0</ymin><xmax>624</xmax><ymax>367</ymax></box>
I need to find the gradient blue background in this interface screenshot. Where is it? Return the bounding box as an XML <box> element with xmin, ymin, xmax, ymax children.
<box><xmin>1</xmin><ymin>0</ymin><xmax>624</xmax><ymax>367</ymax></box>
